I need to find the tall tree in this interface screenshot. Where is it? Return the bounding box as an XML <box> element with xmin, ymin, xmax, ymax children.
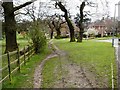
<box><xmin>77</xmin><ymin>1</ymin><xmax>86</xmax><ymax>42</ymax></box>
<box><xmin>56</xmin><ymin>2</ymin><xmax>75</xmax><ymax>42</ymax></box>
<box><xmin>1</xmin><ymin>0</ymin><xmax>36</xmax><ymax>52</ymax></box>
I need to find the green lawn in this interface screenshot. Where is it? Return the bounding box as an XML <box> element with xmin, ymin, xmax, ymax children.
<box><xmin>1</xmin><ymin>38</ymin><xmax>117</xmax><ymax>88</ymax></box>
<box><xmin>94</xmin><ymin>37</ymin><xmax>112</xmax><ymax>40</ymax></box>
<box><xmin>42</xmin><ymin>38</ymin><xmax>117</xmax><ymax>88</ymax></box>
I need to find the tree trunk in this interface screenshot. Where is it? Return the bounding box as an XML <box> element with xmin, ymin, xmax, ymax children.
<box><xmin>52</xmin><ymin>21</ymin><xmax>61</xmax><ymax>38</ymax></box>
<box><xmin>50</xmin><ymin>30</ymin><xmax>53</xmax><ymax>39</ymax></box>
<box><xmin>48</xmin><ymin>22</ymin><xmax>54</xmax><ymax>39</ymax></box>
<box><xmin>64</xmin><ymin>13</ymin><xmax>75</xmax><ymax>42</ymax></box>
<box><xmin>3</xmin><ymin>2</ymin><xmax>18</xmax><ymax>52</ymax></box>
<box><xmin>77</xmin><ymin>2</ymin><xmax>85</xmax><ymax>42</ymax></box>
<box><xmin>77</xmin><ymin>26</ymin><xmax>84</xmax><ymax>42</ymax></box>
<box><xmin>56</xmin><ymin>28</ymin><xmax>61</xmax><ymax>38</ymax></box>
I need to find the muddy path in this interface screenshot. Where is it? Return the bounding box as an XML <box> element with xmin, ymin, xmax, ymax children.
<box><xmin>33</xmin><ymin>40</ymin><xmax>105</xmax><ymax>88</ymax></box>
<box><xmin>51</xmin><ymin>43</ymin><xmax>100</xmax><ymax>88</ymax></box>
<box><xmin>33</xmin><ymin>40</ymin><xmax>58</xmax><ymax>88</ymax></box>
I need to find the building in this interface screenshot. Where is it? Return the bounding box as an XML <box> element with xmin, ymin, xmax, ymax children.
<box><xmin>88</xmin><ymin>18</ymin><xmax>118</xmax><ymax>37</ymax></box>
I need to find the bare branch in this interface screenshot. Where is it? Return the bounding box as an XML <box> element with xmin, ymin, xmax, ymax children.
<box><xmin>13</xmin><ymin>0</ymin><xmax>37</xmax><ymax>11</ymax></box>
<box><xmin>55</xmin><ymin>2</ymin><xmax>67</xmax><ymax>13</ymax></box>
<box><xmin>14</xmin><ymin>12</ymin><xmax>28</xmax><ymax>16</ymax></box>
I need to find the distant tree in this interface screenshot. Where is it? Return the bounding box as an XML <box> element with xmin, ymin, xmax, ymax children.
<box><xmin>52</xmin><ymin>14</ymin><xmax>66</xmax><ymax>39</ymax></box>
<box><xmin>44</xmin><ymin>16</ymin><xmax>55</xmax><ymax>39</ymax></box>
<box><xmin>86</xmin><ymin>28</ymin><xmax>98</xmax><ymax>37</ymax></box>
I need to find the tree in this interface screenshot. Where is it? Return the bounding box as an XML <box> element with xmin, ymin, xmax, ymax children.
<box><xmin>52</xmin><ymin>14</ymin><xmax>66</xmax><ymax>39</ymax></box>
<box><xmin>86</xmin><ymin>28</ymin><xmax>98</xmax><ymax>37</ymax></box>
<box><xmin>77</xmin><ymin>1</ymin><xmax>86</xmax><ymax>42</ymax></box>
<box><xmin>44</xmin><ymin>16</ymin><xmax>55</xmax><ymax>39</ymax></box>
<box><xmin>1</xmin><ymin>0</ymin><xmax>37</xmax><ymax>52</ymax></box>
<box><xmin>55</xmin><ymin>2</ymin><xmax>75</xmax><ymax>42</ymax></box>
<box><xmin>76</xmin><ymin>0</ymin><xmax>97</xmax><ymax>42</ymax></box>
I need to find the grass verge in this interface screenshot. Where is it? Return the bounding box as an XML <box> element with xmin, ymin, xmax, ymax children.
<box><xmin>2</xmin><ymin>45</ymin><xmax>51</xmax><ymax>88</ymax></box>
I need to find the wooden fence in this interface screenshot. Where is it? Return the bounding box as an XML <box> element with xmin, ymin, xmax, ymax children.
<box><xmin>0</xmin><ymin>45</ymin><xmax>34</xmax><ymax>84</ymax></box>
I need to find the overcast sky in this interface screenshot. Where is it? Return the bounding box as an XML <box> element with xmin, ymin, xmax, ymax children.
<box><xmin>4</xmin><ymin>0</ymin><xmax>120</xmax><ymax>21</ymax></box>
<box><xmin>37</xmin><ymin>0</ymin><xmax>120</xmax><ymax>21</ymax></box>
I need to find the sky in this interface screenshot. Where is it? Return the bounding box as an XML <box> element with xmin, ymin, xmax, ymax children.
<box><xmin>1</xmin><ymin>0</ymin><xmax>120</xmax><ymax>21</ymax></box>
<box><xmin>35</xmin><ymin>0</ymin><xmax>120</xmax><ymax>21</ymax></box>
<box><xmin>109</xmin><ymin>0</ymin><xmax>120</xmax><ymax>17</ymax></box>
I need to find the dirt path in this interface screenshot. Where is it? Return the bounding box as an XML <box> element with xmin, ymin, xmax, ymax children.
<box><xmin>33</xmin><ymin>40</ymin><xmax>58</xmax><ymax>88</ymax></box>
<box><xmin>51</xmin><ymin>43</ymin><xmax>100</xmax><ymax>88</ymax></box>
<box><xmin>34</xmin><ymin>40</ymin><xmax>103</xmax><ymax>88</ymax></box>
<box><xmin>33</xmin><ymin>53</ymin><xmax>58</xmax><ymax>88</ymax></box>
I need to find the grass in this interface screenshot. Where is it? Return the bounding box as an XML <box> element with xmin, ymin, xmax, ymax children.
<box><xmin>94</xmin><ymin>37</ymin><xmax>112</xmax><ymax>40</ymax></box>
<box><xmin>51</xmin><ymin>38</ymin><xmax>117</xmax><ymax>88</ymax></box>
<box><xmin>2</xmin><ymin>45</ymin><xmax>51</xmax><ymax>88</ymax></box>
<box><xmin>41</xmin><ymin>57</ymin><xmax>59</xmax><ymax>88</ymax></box>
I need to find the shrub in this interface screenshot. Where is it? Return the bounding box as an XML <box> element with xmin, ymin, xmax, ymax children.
<box><xmin>28</xmin><ymin>23</ymin><xmax>47</xmax><ymax>54</ymax></box>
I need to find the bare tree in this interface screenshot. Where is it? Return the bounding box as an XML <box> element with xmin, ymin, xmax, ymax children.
<box><xmin>55</xmin><ymin>2</ymin><xmax>75</xmax><ymax>42</ymax></box>
<box><xmin>52</xmin><ymin>14</ymin><xmax>66</xmax><ymax>38</ymax></box>
<box><xmin>45</xmin><ymin>16</ymin><xmax>55</xmax><ymax>39</ymax></box>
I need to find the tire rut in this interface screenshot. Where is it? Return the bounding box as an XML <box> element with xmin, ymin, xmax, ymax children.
<box><xmin>34</xmin><ymin>40</ymin><xmax>100</xmax><ymax>88</ymax></box>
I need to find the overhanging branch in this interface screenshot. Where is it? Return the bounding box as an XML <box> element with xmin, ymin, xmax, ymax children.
<box><xmin>13</xmin><ymin>0</ymin><xmax>37</xmax><ymax>11</ymax></box>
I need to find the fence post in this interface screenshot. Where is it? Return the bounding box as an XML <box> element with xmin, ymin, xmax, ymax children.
<box><xmin>28</xmin><ymin>45</ymin><xmax>30</xmax><ymax>61</ymax></box>
<box><xmin>7</xmin><ymin>51</ymin><xmax>12</xmax><ymax>83</ymax></box>
<box><xmin>24</xmin><ymin>47</ymin><xmax>26</xmax><ymax>65</ymax></box>
<box><xmin>17</xmin><ymin>49</ymin><xmax>20</xmax><ymax>73</ymax></box>
<box><xmin>30</xmin><ymin>45</ymin><xmax>32</xmax><ymax>58</ymax></box>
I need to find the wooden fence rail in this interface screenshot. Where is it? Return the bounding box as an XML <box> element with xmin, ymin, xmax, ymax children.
<box><xmin>0</xmin><ymin>45</ymin><xmax>34</xmax><ymax>84</ymax></box>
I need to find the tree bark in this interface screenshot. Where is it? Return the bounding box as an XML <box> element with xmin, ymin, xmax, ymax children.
<box><xmin>2</xmin><ymin>2</ymin><xmax>18</xmax><ymax>52</ymax></box>
<box><xmin>50</xmin><ymin>30</ymin><xmax>53</xmax><ymax>39</ymax></box>
<box><xmin>47</xmin><ymin>21</ymin><xmax>54</xmax><ymax>39</ymax></box>
<box><xmin>77</xmin><ymin>2</ymin><xmax>85</xmax><ymax>42</ymax></box>
<box><xmin>64</xmin><ymin>13</ymin><xmax>75</xmax><ymax>42</ymax></box>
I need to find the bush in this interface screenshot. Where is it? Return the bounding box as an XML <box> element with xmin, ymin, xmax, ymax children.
<box><xmin>28</xmin><ymin>23</ymin><xmax>47</xmax><ymax>54</ymax></box>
